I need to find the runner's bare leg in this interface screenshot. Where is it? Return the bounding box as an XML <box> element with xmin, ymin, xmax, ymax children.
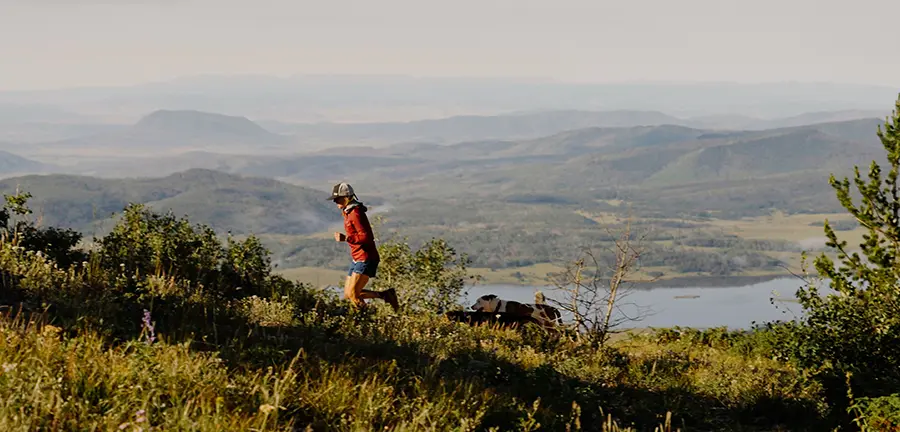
<box><xmin>345</xmin><ymin>273</ymin><xmax>380</xmax><ymax>306</ymax></box>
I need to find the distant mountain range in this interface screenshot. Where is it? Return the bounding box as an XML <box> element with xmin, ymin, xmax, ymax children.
<box><xmin>262</xmin><ymin>108</ymin><xmax>889</xmax><ymax>147</ymax></box>
<box><xmin>306</xmin><ymin>117</ymin><xmax>887</xmax><ymax>218</ymax></box>
<box><xmin>1</xmin><ymin>75</ymin><xmax>896</xmax><ymax>122</ymax></box>
<box><xmin>19</xmin><ymin>110</ymin><xmax>295</xmax><ymax>157</ymax></box>
<box><xmin>260</xmin><ymin>110</ymin><xmax>686</xmax><ymax>145</ymax></box>
<box><xmin>0</xmin><ymin>102</ymin><xmax>893</xmax><ymax>228</ymax></box>
<box><xmin>29</xmin><ymin>116</ymin><xmax>886</xmax><ymax>218</ymax></box>
<box><xmin>0</xmin><ymin>112</ymin><xmax>893</xmax><ymax>277</ymax></box>
<box><xmin>7</xmin><ymin>107</ymin><xmax>891</xmax><ymax>159</ymax></box>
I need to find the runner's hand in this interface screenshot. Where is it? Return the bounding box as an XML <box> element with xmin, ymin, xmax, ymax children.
<box><xmin>334</xmin><ymin>232</ymin><xmax>346</xmax><ymax>242</ymax></box>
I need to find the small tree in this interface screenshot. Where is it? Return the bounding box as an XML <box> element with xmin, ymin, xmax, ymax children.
<box><xmin>97</xmin><ymin>204</ymin><xmax>223</xmax><ymax>294</ymax></box>
<box><xmin>96</xmin><ymin>203</ymin><xmax>284</xmax><ymax>300</ymax></box>
<box><xmin>371</xmin><ymin>236</ymin><xmax>472</xmax><ymax>313</ymax></box>
<box><xmin>784</xmin><ymin>94</ymin><xmax>900</xmax><ymax>410</ymax></box>
<box><xmin>1</xmin><ymin>189</ymin><xmax>85</xmax><ymax>268</ymax></box>
<box><xmin>549</xmin><ymin>213</ymin><xmax>656</xmax><ymax>345</ymax></box>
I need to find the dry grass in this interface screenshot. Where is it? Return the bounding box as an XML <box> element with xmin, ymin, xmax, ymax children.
<box><xmin>703</xmin><ymin>211</ymin><xmax>864</xmax><ymax>244</ymax></box>
<box><xmin>2</xmin><ymin>310</ymin><xmax>771</xmax><ymax>431</ymax></box>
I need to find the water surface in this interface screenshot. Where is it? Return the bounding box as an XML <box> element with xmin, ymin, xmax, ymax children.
<box><xmin>462</xmin><ymin>277</ymin><xmax>811</xmax><ymax>330</ymax></box>
<box><xmin>323</xmin><ymin>277</ymin><xmax>820</xmax><ymax>329</ymax></box>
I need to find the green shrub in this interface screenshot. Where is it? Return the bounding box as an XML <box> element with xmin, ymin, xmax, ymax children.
<box><xmin>371</xmin><ymin>237</ymin><xmax>473</xmax><ymax>312</ymax></box>
<box><xmin>850</xmin><ymin>392</ymin><xmax>900</xmax><ymax>431</ymax></box>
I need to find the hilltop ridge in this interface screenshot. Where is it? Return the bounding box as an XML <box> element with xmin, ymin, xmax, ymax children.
<box><xmin>0</xmin><ymin>169</ymin><xmax>340</xmax><ymax>235</ymax></box>
<box><xmin>20</xmin><ymin>110</ymin><xmax>294</xmax><ymax>157</ymax></box>
<box><xmin>134</xmin><ymin>109</ymin><xmax>278</xmax><ymax>139</ymax></box>
<box><xmin>0</xmin><ymin>150</ymin><xmax>49</xmax><ymax>176</ymax></box>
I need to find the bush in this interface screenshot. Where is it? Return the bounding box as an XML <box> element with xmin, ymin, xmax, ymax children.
<box><xmin>370</xmin><ymin>237</ymin><xmax>473</xmax><ymax>313</ymax></box>
<box><xmin>0</xmin><ymin>199</ymin><xmax>323</xmax><ymax>344</ymax></box>
<box><xmin>95</xmin><ymin>203</ymin><xmax>304</xmax><ymax>302</ymax></box>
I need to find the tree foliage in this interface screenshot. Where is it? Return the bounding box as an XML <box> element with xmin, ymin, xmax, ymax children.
<box><xmin>776</xmin><ymin>94</ymin><xmax>900</xmax><ymax>417</ymax></box>
<box><xmin>95</xmin><ymin>203</ymin><xmax>292</xmax><ymax>302</ymax></box>
<box><xmin>370</xmin><ymin>237</ymin><xmax>473</xmax><ymax>313</ymax></box>
<box><xmin>1</xmin><ymin>190</ymin><xmax>85</xmax><ymax>268</ymax></box>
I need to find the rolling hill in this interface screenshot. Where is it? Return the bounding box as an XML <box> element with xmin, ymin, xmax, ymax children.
<box><xmin>132</xmin><ymin>110</ymin><xmax>277</xmax><ymax>141</ymax></box>
<box><xmin>0</xmin><ymin>150</ymin><xmax>51</xmax><ymax>176</ymax></box>
<box><xmin>2</xmin><ymin>115</ymin><xmax>892</xmax><ymax>277</ymax></box>
<box><xmin>0</xmin><ymin>169</ymin><xmax>342</xmax><ymax>236</ymax></box>
<box><xmin>17</xmin><ymin>116</ymin><xmax>888</xmax><ymax>224</ymax></box>
<box><xmin>271</xmin><ymin>110</ymin><xmax>685</xmax><ymax>146</ymax></box>
<box><xmin>267</xmin><ymin>108</ymin><xmax>890</xmax><ymax>148</ymax></box>
<box><xmin>21</xmin><ymin>110</ymin><xmax>294</xmax><ymax>158</ymax></box>
<box><xmin>642</xmin><ymin>128</ymin><xmax>880</xmax><ymax>186</ymax></box>
<box><xmin>62</xmin><ymin>150</ymin><xmax>425</xmax><ymax>185</ymax></box>
<box><xmin>331</xmin><ymin>118</ymin><xmax>887</xmax><ymax>212</ymax></box>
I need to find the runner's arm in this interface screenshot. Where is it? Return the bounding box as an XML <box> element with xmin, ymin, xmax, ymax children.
<box><xmin>345</xmin><ymin>211</ymin><xmax>372</xmax><ymax>245</ymax></box>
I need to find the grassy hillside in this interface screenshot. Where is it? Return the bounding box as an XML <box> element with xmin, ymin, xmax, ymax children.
<box><xmin>0</xmin><ymin>304</ymin><xmax>833</xmax><ymax>431</ymax></box>
<box><xmin>642</xmin><ymin>129</ymin><xmax>872</xmax><ymax>186</ymax></box>
<box><xmin>0</xmin><ymin>169</ymin><xmax>340</xmax><ymax>236</ymax></box>
<box><xmin>0</xmin><ymin>185</ymin><xmax>896</xmax><ymax>431</ymax></box>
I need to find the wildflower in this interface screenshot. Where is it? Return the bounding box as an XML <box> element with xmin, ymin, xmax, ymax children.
<box><xmin>2</xmin><ymin>363</ymin><xmax>16</xmax><ymax>373</ymax></box>
<box><xmin>141</xmin><ymin>310</ymin><xmax>156</xmax><ymax>345</ymax></box>
<box><xmin>259</xmin><ymin>404</ymin><xmax>276</xmax><ymax>414</ymax></box>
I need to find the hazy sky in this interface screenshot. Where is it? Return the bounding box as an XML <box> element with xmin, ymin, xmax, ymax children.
<box><xmin>2</xmin><ymin>0</ymin><xmax>899</xmax><ymax>90</ymax></box>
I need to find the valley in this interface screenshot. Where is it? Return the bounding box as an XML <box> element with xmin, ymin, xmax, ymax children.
<box><xmin>0</xmin><ymin>100</ymin><xmax>887</xmax><ymax>289</ymax></box>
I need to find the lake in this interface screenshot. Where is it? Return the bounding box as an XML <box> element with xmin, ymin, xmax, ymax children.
<box><xmin>322</xmin><ymin>277</ymin><xmax>824</xmax><ymax>329</ymax></box>
<box><xmin>461</xmin><ymin>277</ymin><xmax>814</xmax><ymax>330</ymax></box>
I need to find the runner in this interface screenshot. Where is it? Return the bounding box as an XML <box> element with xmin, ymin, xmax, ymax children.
<box><xmin>329</xmin><ymin>182</ymin><xmax>399</xmax><ymax>311</ymax></box>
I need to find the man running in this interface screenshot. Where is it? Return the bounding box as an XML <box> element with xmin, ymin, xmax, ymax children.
<box><xmin>329</xmin><ymin>182</ymin><xmax>399</xmax><ymax>311</ymax></box>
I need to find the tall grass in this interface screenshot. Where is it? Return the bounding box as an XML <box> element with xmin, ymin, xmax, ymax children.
<box><xmin>0</xmin><ymin>309</ymin><xmax>705</xmax><ymax>431</ymax></box>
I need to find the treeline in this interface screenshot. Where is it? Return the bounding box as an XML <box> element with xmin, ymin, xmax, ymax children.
<box><xmin>615</xmin><ymin>173</ymin><xmax>854</xmax><ymax>220</ymax></box>
<box><xmin>672</xmin><ymin>234</ymin><xmax>802</xmax><ymax>252</ymax></box>
<box><xmin>643</xmin><ymin>247</ymin><xmax>783</xmax><ymax>275</ymax></box>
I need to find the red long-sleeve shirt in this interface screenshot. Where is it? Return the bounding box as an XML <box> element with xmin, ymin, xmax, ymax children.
<box><xmin>343</xmin><ymin>205</ymin><xmax>380</xmax><ymax>262</ymax></box>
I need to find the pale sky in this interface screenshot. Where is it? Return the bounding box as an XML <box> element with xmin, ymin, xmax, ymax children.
<box><xmin>1</xmin><ymin>0</ymin><xmax>899</xmax><ymax>90</ymax></box>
